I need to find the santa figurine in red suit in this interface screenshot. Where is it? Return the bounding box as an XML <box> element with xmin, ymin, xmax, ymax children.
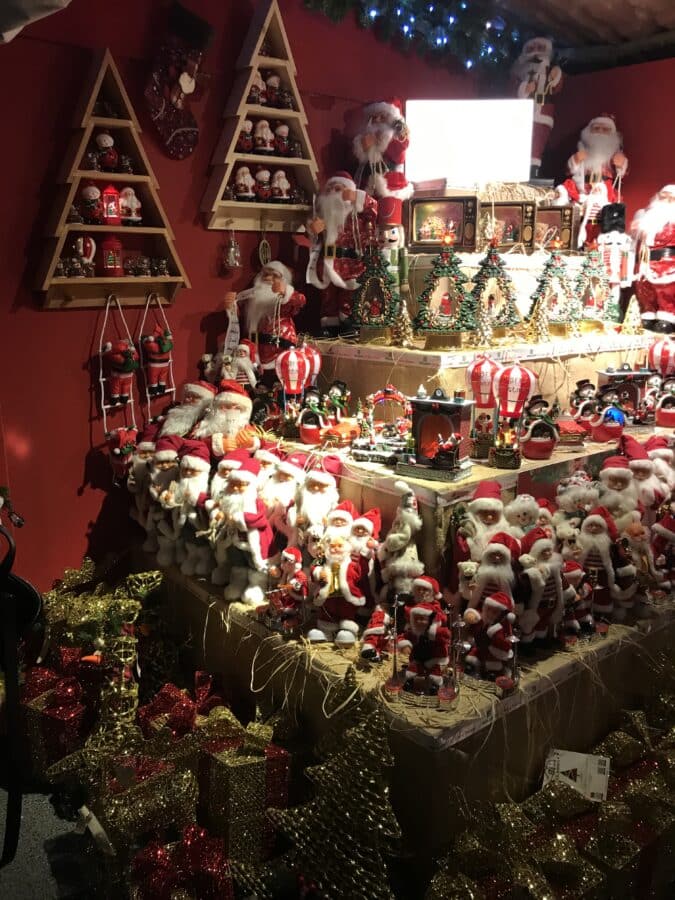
<box><xmin>323</xmin><ymin>500</ymin><xmax>359</xmax><ymax>544</ymax></box>
<box><xmin>106</xmin><ymin>426</ymin><xmax>137</xmax><ymax>483</ymax></box>
<box><xmin>644</xmin><ymin>434</ymin><xmax>675</xmax><ymax>494</ymax></box>
<box><xmin>561</xmin><ymin>559</ymin><xmax>594</xmax><ymax>637</ymax></box>
<box><xmin>293</xmin><ymin>465</ymin><xmax>340</xmax><ymax>546</ymax></box>
<box><xmin>350</xmin><ymin>509</ymin><xmax>381</xmax><ymax>565</ymax></box>
<box><xmin>620</xmin><ymin>434</ymin><xmax>666</xmax><ymax>524</ymax></box>
<box><xmin>517</xmin><ymin>526</ymin><xmax>566</xmax><ymax>652</ymax></box>
<box><xmin>554</xmin><ymin>115</ymin><xmax>628</xmax><ymax>247</ymax></box>
<box><xmin>236</xmin><ymin>261</ymin><xmax>306</xmax><ymax>373</ymax></box>
<box><xmin>360</xmin><ymin>599</ymin><xmax>393</xmax><ymax>663</ymax></box>
<box><xmin>598</xmin><ymin>455</ymin><xmax>641</xmax><ymax>533</ymax></box>
<box><xmin>144</xmin><ymin>434</ymin><xmax>181</xmax><ymax>554</ymax></box>
<box><xmin>377</xmin><ymin>480</ymin><xmax>425</xmax><ymax>602</ymax></box>
<box><xmin>141</xmin><ymin>325</ymin><xmax>174</xmax><ymax>397</ymax></box>
<box><xmin>622</xmin><ymin>520</ymin><xmax>662</xmax><ymax>604</ymax></box>
<box><xmin>397</xmin><ymin>579</ymin><xmax>450</xmax><ymax>694</ymax></box>
<box><xmin>157</xmin><ymin>440</ymin><xmax>212</xmax><ymax>574</ymax></box>
<box><xmin>536</xmin><ymin>498</ymin><xmax>556</xmax><ymax>534</ymax></box>
<box><xmin>159</xmin><ymin>381</ymin><xmax>216</xmax><ymax>437</ymax></box>
<box><xmin>577</xmin><ymin>506</ymin><xmax>637</xmax><ymax>622</ymax></box>
<box><xmin>258</xmin><ymin>454</ymin><xmax>305</xmax><ymax>547</ymax></box>
<box><xmin>127</xmin><ymin>422</ymin><xmax>159</xmax><ymax>527</ymax></box>
<box><xmin>352</xmin><ymin>97</ymin><xmax>412</xmax><ymax>200</ymax></box>
<box><xmin>309</xmin><ymin>534</ymin><xmax>367</xmax><ymax>646</ymax></box>
<box><xmin>450</xmin><ymin>481</ymin><xmax>513</xmax><ymax>592</ymax></box>
<box><xmin>472</xmin><ymin>533</ymin><xmax>521</xmax><ymax>610</ymax></box>
<box><xmin>512</xmin><ymin>37</ymin><xmax>564</xmax><ymax>176</ymax></box>
<box><xmin>192</xmin><ymin>380</ymin><xmax>260</xmax><ymax>458</ymax></box>
<box><xmin>463</xmin><ymin>591</ymin><xmax>516</xmax><ymax>679</ymax></box>
<box><xmin>632</xmin><ymin>185</ymin><xmax>675</xmax><ymax>333</ymax></box>
<box><xmin>306</xmin><ymin>172</ymin><xmax>378</xmax><ymax>337</ymax></box>
<box><xmin>223</xmin><ymin>339</ymin><xmax>259</xmax><ymax>392</ymax></box>
<box><xmin>651</xmin><ymin>508</ymin><xmax>675</xmax><ymax>589</ymax></box>
<box><xmin>269</xmin><ymin>546</ymin><xmax>308</xmax><ymax>629</ymax></box>
<box><xmin>102</xmin><ymin>338</ymin><xmax>139</xmax><ymax>406</ymax></box>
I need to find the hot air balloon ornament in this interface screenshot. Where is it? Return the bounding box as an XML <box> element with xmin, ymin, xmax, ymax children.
<box><xmin>275</xmin><ymin>347</ymin><xmax>310</xmax><ymax>404</ymax></box>
<box><xmin>489</xmin><ymin>362</ymin><xmax>538</xmax><ymax>469</ymax></box>
<box><xmin>466</xmin><ymin>354</ymin><xmax>502</xmax><ymax>459</ymax></box>
<box><xmin>648</xmin><ymin>337</ymin><xmax>675</xmax><ymax>377</ymax></box>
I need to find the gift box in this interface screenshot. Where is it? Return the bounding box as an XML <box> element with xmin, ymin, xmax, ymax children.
<box><xmin>130</xmin><ymin>825</ymin><xmax>234</xmax><ymax>900</ymax></box>
<box><xmin>22</xmin><ymin>675</ymin><xmax>90</xmax><ymax>770</ymax></box>
<box><xmin>20</xmin><ymin>666</ymin><xmax>62</xmax><ymax>703</ymax></box>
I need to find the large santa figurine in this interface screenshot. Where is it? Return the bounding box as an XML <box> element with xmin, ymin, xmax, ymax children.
<box><xmin>258</xmin><ymin>455</ymin><xmax>305</xmax><ymax>546</ymax></box>
<box><xmin>511</xmin><ymin>36</ymin><xmax>564</xmax><ymax>175</ymax></box>
<box><xmin>517</xmin><ymin>526</ymin><xmax>566</xmax><ymax>652</ymax></box>
<box><xmin>472</xmin><ymin>533</ymin><xmax>521</xmax><ymax>608</ymax></box>
<box><xmin>127</xmin><ymin>422</ymin><xmax>159</xmax><ymax>529</ymax></box>
<box><xmin>309</xmin><ymin>534</ymin><xmax>367</xmax><ymax>646</ymax></box>
<box><xmin>236</xmin><ymin>261</ymin><xmax>306</xmax><ymax>372</ymax></box>
<box><xmin>397</xmin><ymin>578</ymin><xmax>450</xmax><ymax>694</ymax></box>
<box><xmin>450</xmin><ymin>481</ymin><xmax>513</xmax><ymax>591</ymax></box>
<box><xmin>192</xmin><ymin>380</ymin><xmax>260</xmax><ymax>457</ymax></box>
<box><xmin>619</xmin><ymin>435</ymin><xmax>666</xmax><ymax>524</ymax></box>
<box><xmin>554</xmin><ymin>115</ymin><xmax>628</xmax><ymax>247</ymax></box>
<box><xmin>632</xmin><ymin>185</ymin><xmax>675</xmax><ymax>333</ymax></box>
<box><xmin>306</xmin><ymin>172</ymin><xmax>378</xmax><ymax>337</ymax></box>
<box><xmin>159</xmin><ymin>381</ymin><xmax>216</xmax><ymax>437</ymax></box>
<box><xmin>576</xmin><ymin>505</ymin><xmax>636</xmax><ymax>621</ymax></box>
<box><xmin>351</xmin><ymin>97</ymin><xmax>412</xmax><ymax>200</ymax></box>
<box><xmin>598</xmin><ymin>455</ymin><xmax>641</xmax><ymax>532</ymax></box>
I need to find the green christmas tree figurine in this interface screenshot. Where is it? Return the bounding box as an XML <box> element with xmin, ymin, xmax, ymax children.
<box><xmin>528</xmin><ymin>244</ymin><xmax>576</xmax><ymax>327</ymax></box>
<box><xmin>414</xmin><ymin>233</ymin><xmax>470</xmax><ymax>333</ymax></box>
<box><xmin>352</xmin><ymin>246</ymin><xmax>399</xmax><ymax>328</ymax></box>
<box><xmin>471</xmin><ymin>239</ymin><xmax>521</xmax><ymax>329</ymax></box>
<box><xmin>525</xmin><ymin>295</ymin><xmax>550</xmax><ymax>343</ymax></box>
<box><xmin>574</xmin><ymin>245</ymin><xmax>611</xmax><ymax>324</ymax></box>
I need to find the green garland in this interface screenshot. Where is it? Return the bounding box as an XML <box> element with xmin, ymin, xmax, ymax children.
<box><xmin>414</xmin><ymin>243</ymin><xmax>470</xmax><ymax>333</ymax></box>
<box><xmin>303</xmin><ymin>0</ymin><xmax>521</xmax><ymax>69</ymax></box>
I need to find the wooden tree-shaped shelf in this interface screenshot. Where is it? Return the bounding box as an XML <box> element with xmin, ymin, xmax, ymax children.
<box><xmin>201</xmin><ymin>0</ymin><xmax>319</xmax><ymax>231</ymax></box>
<box><xmin>36</xmin><ymin>49</ymin><xmax>190</xmax><ymax>309</ymax></box>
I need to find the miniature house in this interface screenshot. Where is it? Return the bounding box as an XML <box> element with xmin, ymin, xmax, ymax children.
<box><xmin>408</xmin><ymin>387</ymin><xmax>474</xmax><ymax>465</ymax></box>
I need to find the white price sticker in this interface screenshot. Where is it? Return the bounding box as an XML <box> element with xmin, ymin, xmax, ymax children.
<box><xmin>543</xmin><ymin>749</ymin><xmax>610</xmax><ymax>802</ymax></box>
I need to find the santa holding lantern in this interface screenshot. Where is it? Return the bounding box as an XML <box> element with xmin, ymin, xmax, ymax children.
<box><xmin>352</xmin><ymin>97</ymin><xmax>412</xmax><ymax>200</ymax></box>
<box><xmin>632</xmin><ymin>185</ymin><xmax>675</xmax><ymax>333</ymax></box>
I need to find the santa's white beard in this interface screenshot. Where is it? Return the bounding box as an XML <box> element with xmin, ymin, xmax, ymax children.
<box><xmin>633</xmin><ymin>197</ymin><xmax>675</xmax><ymax>244</ymax></box>
<box><xmin>579</xmin><ymin>127</ymin><xmax>621</xmax><ymax>174</ymax></box>
<box><xmin>323</xmin><ymin>545</ymin><xmax>349</xmax><ymax>568</ymax></box>
<box><xmin>193</xmin><ymin>405</ymin><xmax>249</xmax><ymax>439</ymax></box>
<box><xmin>259</xmin><ymin>476</ymin><xmax>298</xmax><ymax>514</ymax></box>
<box><xmin>360</xmin><ymin>122</ymin><xmax>394</xmax><ymax>165</ymax></box>
<box><xmin>476</xmin><ymin>563</ymin><xmax>514</xmax><ymax>593</ymax></box>
<box><xmin>578</xmin><ymin>529</ymin><xmax>612</xmax><ymax>565</ymax></box>
<box><xmin>176</xmin><ymin>472</ymin><xmax>210</xmax><ymax>506</ymax></box>
<box><xmin>351</xmin><ymin>534</ymin><xmax>372</xmax><ymax>556</ymax></box>
<box><xmin>160</xmin><ymin>401</ymin><xmax>208</xmax><ymax>437</ymax></box>
<box><xmin>209</xmin><ymin>472</ymin><xmax>230</xmax><ymax>502</ymax></box>
<box><xmin>316</xmin><ymin>191</ymin><xmax>353</xmax><ymax>245</ymax></box>
<box><xmin>298</xmin><ymin>486</ymin><xmax>339</xmax><ymax>527</ymax></box>
<box><xmin>513</xmin><ymin>54</ymin><xmax>550</xmax><ymax>84</ymax></box>
<box><xmin>150</xmin><ymin>467</ymin><xmax>177</xmax><ymax>493</ymax></box>
<box><xmin>218</xmin><ymin>486</ymin><xmax>257</xmax><ymax>519</ymax></box>
<box><xmin>600</xmin><ymin>482</ymin><xmax>639</xmax><ymax>514</ymax></box>
<box><xmin>635</xmin><ymin>473</ymin><xmax>663</xmax><ymax>508</ymax></box>
<box><xmin>245</xmin><ymin>279</ymin><xmax>282</xmax><ymax>335</ymax></box>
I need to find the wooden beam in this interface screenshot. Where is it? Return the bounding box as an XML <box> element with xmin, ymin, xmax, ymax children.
<box><xmin>559</xmin><ymin>27</ymin><xmax>675</xmax><ymax>73</ymax></box>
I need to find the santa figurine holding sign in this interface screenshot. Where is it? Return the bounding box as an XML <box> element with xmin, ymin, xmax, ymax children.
<box><xmin>352</xmin><ymin>97</ymin><xmax>412</xmax><ymax>200</ymax></box>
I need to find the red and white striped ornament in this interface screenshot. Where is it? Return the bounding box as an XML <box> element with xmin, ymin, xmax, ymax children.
<box><xmin>493</xmin><ymin>363</ymin><xmax>537</xmax><ymax>418</ymax></box>
<box><xmin>299</xmin><ymin>342</ymin><xmax>322</xmax><ymax>386</ymax></box>
<box><xmin>648</xmin><ymin>338</ymin><xmax>675</xmax><ymax>376</ymax></box>
<box><xmin>275</xmin><ymin>347</ymin><xmax>310</xmax><ymax>394</ymax></box>
<box><xmin>466</xmin><ymin>354</ymin><xmax>502</xmax><ymax>408</ymax></box>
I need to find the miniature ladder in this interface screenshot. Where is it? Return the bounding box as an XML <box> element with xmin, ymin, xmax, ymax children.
<box><xmin>98</xmin><ymin>294</ymin><xmax>139</xmax><ymax>435</ymax></box>
<box><xmin>137</xmin><ymin>291</ymin><xmax>177</xmax><ymax>420</ymax></box>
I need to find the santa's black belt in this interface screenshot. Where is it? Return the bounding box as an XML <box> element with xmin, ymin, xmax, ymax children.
<box><xmin>650</xmin><ymin>247</ymin><xmax>675</xmax><ymax>261</ymax></box>
<box><xmin>257</xmin><ymin>334</ymin><xmax>294</xmax><ymax>348</ymax></box>
<box><xmin>324</xmin><ymin>245</ymin><xmax>358</xmax><ymax>259</ymax></box>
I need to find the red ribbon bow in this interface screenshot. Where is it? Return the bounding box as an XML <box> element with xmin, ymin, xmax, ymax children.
<box><xmin>137</xmin><ymin>673</ymin><xmax>225</xmax><ymax>739</ymax></box>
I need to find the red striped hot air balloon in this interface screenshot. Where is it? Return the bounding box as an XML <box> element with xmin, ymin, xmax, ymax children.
<box><xmin>275</xmin><ymin>347</ymin><xmax>310</xmax><ymax>395</ymax></box>
<box><xmin>493</xmin><ymin>363</ymin><xmax>537</xmax><ymax>418</ymax></box>
<box><xmin>466</xmin><ymin>355</ymin><xmax>502</xmax><ymax>408</ymax></box>
<box><xmin>648</xmin><ymin>338</ymin><xmax>675</xmax><ymax>376</ymax></box>
<box><xmin>300</xmin><ymin>342</ymin><xmax>322</xmax><ymax>386</ymax></box>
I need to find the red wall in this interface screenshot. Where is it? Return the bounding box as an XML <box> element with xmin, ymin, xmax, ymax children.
<box><xmin>0</xmin><ymin>0</ymin><xmax>476</xmax><ymax>588</ymax></box>
<box><xmin>547</xmin><ymin>56</ymin><xmax>675</xmax><ymax>221</ymax></box>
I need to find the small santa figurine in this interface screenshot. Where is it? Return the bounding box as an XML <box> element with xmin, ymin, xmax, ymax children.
<box><xmin>265</xmin><ymin>72</ymin><xmax>281</xmax><ymax>106</ymax></box>
<box><xmin>306</xmin><ymin>171</ymin><xmax>378</xmax><ymax>337</ymax></box>
<box><xmin>234</xmin><ymin>166</ymin><xmax>256</xmax><ymax>200</ymax></box>
<box><xmin>511</xmin><ymin>36</ymin><xmax>564</xmax><ymax>175</ymax></box>
<box><xmin>95</xmin><ymin>130</ymin><xmax>119</xmax><ymax>171</ymax></box>
<box><xmin>651</xmin><ymin>507</ymin><xmax>675</xmax><ymax>589</ymax></box>
<box><xmin>620</xmin><ymin>434</ymin><xmax>666</xmax><ymax>524</ymax></box>
<box><xmin>236</xmin><ymin>119</ymin><xmax>254</xmax><ymax>153</ymax></box>
<box><xmin>644</xmin><ymin>434</ymin><xmax>675</xmax><ymax>493</ymax></box>
<box><xmin>377</xmin><ymin>480</ymin><xmax>424</xmax><ymax>602</ymax></box>
<box><xmin>119</xmin><ymin>186</ymin><xmax>142</xmax><ymax>225</ymax></box>
<box><xmin>274</xmin><ymin>123</ymin><xmax>290</xmax><ymax>156</ymax></box>
<box><xmin>309</xmin><ymin>534</ymin><xmax>366</xmax><ymax>646</ymax></box>
<box><xmin>352</xmin><ymin>97</ymin><xmax>412</xmax><ymax>200</ymax></box>
<box><xmin>146</xmin><ymin>434</ymin><xmax>182</xmax><ymax>557</ymax></box>
<box><xmin>271</xmin><ymin>169</ymin><xmax>291</xmax><ymax>202</ymax></box>
<box><xmin>554</xmin><ymin>115</ymin><xmax>628</xmax><ymax>247</ymax></box>
<box><xmin>561</xmin><ymin>559</ymin><xmax>594</xmax><ymax>636</ymax></box>
<box><xmin>536</xmin><ymin>498</ymin><xmax>556</xmax><ymax>533</ymax></box>
<box><xmin>577</xmin><ymin>505</ymin><xmax>637</xmax><ymax>621</ymax></box>
<box><xmin>270</xmin><ymin>546</ymin><xmax>308</xmax><ymax>629</ymax></box>
<box><xmin>450</xmin><ymin>481</ymin><xmax>513</xmax><ymax>591</ymax></box>
<box><xmin>517</xmin><ymin>526</ymin><xmax>565</xmax><ymax>651</ymax></box>
<box><xmin>360</xmin><ymin>598</ymin><xmax>393</xmax><ymax>663</ymax></box>
<box><xmin>106</xmin><ymin>426</ymin><xmax>137</xmax><ymax>483</ymax></box>
<box><xmin>472</xmin><ymin>533</ymin><xmax>521</xmax><ymax>609</ymax></box>
<box><xmin>598</xmin><ymin>455</ymin><xmax>641</xmax><ymax>532</ymax></box>
<box><xmin>192</xmin><ymin>380</ymin><xmax>260</xmax><ymax>458</ymax></box>
<box><xmin>246</xmin><ymin>69</ymin><xmax>266</xmax><ymax>105</ymax></box>
<box><xmin>622</xmin><ymin>520</ymin><xmax>661</xmax><ymax>602</ymax></box>
<box><xmin>227</xmin><ymin>339</ymin><xmax>259</xmax><ymax>391</ymax></box>
<box><xmin>254</xmin><ymin>119</ymin><xmax>275</xmax><ymax>154</ymax></box>
<box><xmin>463</xmin><ymin>591</ymin><xmax>516</xmax><ymax>679</ymax></box>
<box><xmin>102</xmin><ymin>338</ymin><xmax>139</xmax><ymax>406</ymax></box>
<box><xmin>631</xmin><ymin>185</ymin><xmax>675</xmax><ymax>333</ymax></box>
<box><xmin>397</xmin><ymin>578</ymin><xmax>450</xmax><ymax>694</ymax></box>
<box><xmin>236</xmin><ymin>260</ymin><xmax>306</xmax><ymax>372</ymax></box>
<box><xmin>258</xmin><ymin>454</ymin><xmax>305</xmax><ymax>546</ymax></box>
<box><xmin>158</xmin><ymin>440</ymin><xmax>212</xmax><ymax>577</ymax></box>
<box><xmin>255</xmin><ymin>169</ymin><xmax>272</xmax><ymax>202</ymax></box>
<box><xmin>294</xmin><ymin>464</ymin><xmax>340</xmax><ymax>545</ymax></box>
<box><xmin>159</xmin><ymin>381</ymin><xmax>216</xmax><ymax>437</ymax></box>
<box><xmin>127</xmin><ymin>422</ymin><xmax>159</xmax><ymax>528</ymax></box>
<box><xmin>504</xmin><ymin>494</ymin><xmax>540</xmax><ymax>537</ymax></box>
<box><xmin>140</xmin><ymin>325</ymin><xmax>173</xmax><ymax>398</ymax></box>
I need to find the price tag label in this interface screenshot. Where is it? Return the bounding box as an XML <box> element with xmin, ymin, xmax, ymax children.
<box><xmin>543</xmin><ymin>749</ymin><xmax>610</xmax><ymax>802</ymax></box>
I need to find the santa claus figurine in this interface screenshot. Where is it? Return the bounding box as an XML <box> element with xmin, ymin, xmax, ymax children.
<box><xmin>258</xmin><ymin>454</ymin><xmax>304</xmax><ymax>547</ymax></box>
<box><xmin>146</xmin><ymin>434</ymin><xmax>182</xmax><ymax>558</ymax></box>
<box><xmin>360</xmin><ymin>598</ymin><xmax>393</xmax><ymax>663</ymax></box>
<box><xmin>236</xmin><ymin>119</ymin><xmax>254</xmax><ymax>153</ymax></box>
<box><xmin>293</xmin><ymin>463</ymin><xmax>340</xmax><ymax>546</ymax></box>
<box><xmin>463</xmin><ymin>591</ymin><xmax>516</xmax><ymax>679</ymax></box>
<box><xmin>271</xmin><ymin>169</ymin><xmax>291</xmax><ymax>203</ymax></box>
<box><xmin>511</xmin><ymin>37</ymin><xmax>564</xmax><ymax>176</ymax></box>
<box><xmin>306</xmin><ymin>172</ymin><xmax>378</xmax><ymax>337</ymax></box>
<box><xmin>309</xmin><ymin>534</ymin><xmax>366</xmax><ymax>646</ymax></box>
<box><xmin>236</xmin><ymin>260</ymin><xmax>306</xmax><ymax>372</ymax></box>
<box><xmin>377</xmin><ymin>480</ymin><xmax>424</xmax><ymax>603</ymax></box>
<box><xmin>106</xmin><ymin>427</ymin><xmax>137</xmax><ymax>483</ymax></box>
<box><xmin>95</xmin><ymin>130</ymin><xmax>119</xmax><ymax>172</ymax></box>
<box><xmin>651</xmin><ymin>507</ymin><xmax>675</xmax><ymax>589</ymax></box>
<box><xmin>234</xmin><ymin>166</ymin><xmax>256</xmax><ymax>200</ymax></box>
<box><xmin>598</xmin><ymin>455</ymin><xmax>641</xmax><ymax>532</ymax></box>
<box><xmin>224</xmin><ymin>339</ymin><xmax>259</xmax><ymax>392</ymax></box>
<box><xmin>352</xmin><ymin>97</ymin><xmax>412</xmax><ymax>200</ymax></box>
<box><xmin>577</xmin><ymin>505</ymin><xmax>636</xmax><ymax>622</ymax></box>
<box><xmin>472</xmin><ymin>533</ymin><xmax>521</xmax><ymax>609</ymax></box>
<box><xmin>102</xmin><ymin>338</ymin><xmax>139</xmax><ymax>407</ymax></box>
<box><xmin>274</xmin><ymin>123</ymin><xmax>290</xmax><ymax>156</ymax></box>
<box><xmin>159</xmin><ymin>381</ymin><xmax>216</xmax><ymax>437</ymax></box>
<box><xmin>254</xmin><ymin>119</ymin><xmax>275</xmax><ymax>154</ymax></box>
<box><xmin>397</xmin><ymin>578</ymin><xmax>450</xmax><ymax>693</ymax></box>
<box><xmin>536</xmin><ymin>498</ymin><xmax>556</xmax><ymax>534</ymax></box>
<box><xmin>517</xmin><ymin>526</ymin><xmax>565</xmax><ymax>652</ymax></box>
<box><xmin>632</xmin><ymin>185</ymin><xmax>675</xmax><ymax>333</ymax></box>
<box><xmin>158</xmin><ymin>440</ymin><xmax>212</xmax><ymax>577</ymax></box>
<box><xmin>619</xmin><ymin>435</ymin><xmax>666</xmax><ymax>524</ymax></box>
<box><xmin>127</xmin><ymin>422</ymin><xmax>159</xmax><ymax>528</ymax></box>
<box><xmin>140</xmin><ymin>324</ymin><xmax>174</xmax><ymax>398</ymax></box>
<box><xmin>554</xmin><ymin>115</ymin><xmax>628</xmax><ymax>247</ymax></box>
<box><xmin>192</xmin><ymin>380</ymin><xmax>260</xmax><ymax>458</ymax></box>
<box><xmin>561</xmin><ymin>559</ymin><xmax>594</xmax><ymax>637</ymax></box>
<box><xmin>622</xmin><ymin>520</ymin><xmax>662</xmax><ymax>604</ymax></box>
<box><xmin>269</xmin><ymin>546</ymin><xmax>308</xmax><ymax>629</ymax></box>
<box><xmin>450</xmin><ymin>481</ymin><xmax>513</xmax><ymax>592</ymax></box>
<box><xmin>504</xmin><ymin>494</ymin><xmax>540</xmax><ymax>538</ymax></box>
<box><xmin>644</xmin><ymin>434</ymin><xmax>675</xmax><ymax>493</ymax></box>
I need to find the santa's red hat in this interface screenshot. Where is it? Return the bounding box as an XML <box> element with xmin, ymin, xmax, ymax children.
<box><xmin>588</xmin><ymin>114</ymin><xmax>616</xmax><ymax>132</ymax></box>
<box><xmin>254</xmin><ymin>446</ymin><xmax>281</xmax><ymax>467</ymax></box>
<box><xmin>153</xmin><ymin>433</ymin><xmax>183</xmax><ymax>462</ymax></box>
<box><xmin>412</xmin><ymin>575</ymin><xmax>442</xmax><ymax>600</ymax></box>
<box><xmin>377</xmin><ymin>195</ymin><xmax>403</xmax><ymax>227</ymax></box>
<box><xmin>374</xmin><ymin>170</ymin><xmax>413</xmax><ymax>201</ymax></box>
<box><xmin>487</xmin><ymin>532</ymin><xmax>521</xmax><ymax>567</ymax></box>
<box><xmin>184</xmin><ymin>381</ymin><xmax>217</xmax><ymax>402</ymax></box>
<box><xmin>137</xmin><ymin>422</ymin><xmax>159</xmax><ymax>452</ymax></box>
<box><xmin>652</xmin><ymin>513</ymin><xmax>675</xmax><ymax>545</ymax></box>
<box><xmin>262</xmin><ymin>259</ymin><xmax>292</xmax><ymax>283</ymax></box>
<box><xmin>275</xmin><ymin>455</ymin><xmax>306</xmax><ymax>480</ymax></box>
<box><xmin>483</xmin><ymin>591</ymin><xmax>516</xmax><ymax>621</ymax></box>
<box><xmin>303</xmin><ymin>454</ymin><xmax>342</xmax><ymax>488</ymax></box>
<box><xmin>304</xmin><ymin>468</ymin><xmax>336</xmax><ymax>488</ymax></box>
<box><xmin>216</xmin><ymin>379</ymin><xmax>253</xmax><ymax>413</ymax></box>
<box><xmin>364</xmin><ymin>97</ymin><xmax>404</xmax><ymax>123</ymax></box>
<box><xmin>468</xmin><ymin>480</ymin><xmax>503</xmax><ymax>514</ymax></box>
<box><xmin>229</xmin><ymin>457</ymin><xmax>261</xmax><ymax>484</ymax></box>
<box><xmin>519</xmin><ymin>526</ymin><xmax>554</xmax><ymax>567</ymax></box>
<box><xmin>583</xmin><ymin>505</ymin><xmax>619</xmax><ymax>542</ymax></box>
<box><xmin>352</xmin><ymin>508</ymin><xmax>381</xmax><ymax>538</ymax></box>
<box><xmin>325</xmin><ymin>171</ymin><xmax>356</xmax><ymax>191</ymax></box>
<box><xmin>619</xmin><ymin>434</ymin><xmax>653</xmax><ymax>471</ymax></box>
<box><xmin>216</xmin><ymin>448</ymin><xmax>250</xmax><ymax>472</ymax></box>
<box><xmin>563</xmin><ymin>559</ymin><xmax>584</xmax><ymax>581</ymax></box>
<box><xmin>281</xmin><ymin>547</ymin><xmax>302</xmax><ymax>569</ymax></box>
<box><xmin>599</xmin><ymin>455</ymin><xmax>632</xmax><ymax>482</ymax></box>
<box><xmin>644</xmin><ymin>434</ymin><xmax>674</xmax><ymax>463</ymax></box>
<box><xmin>179</xmin><ymin>439</ymin><xmax>211</xmax><ymax>473</ymax></box>
<box><xmin>326</xmin><ymin>500</ymin><xmax>359</xmax><ymax>524</ymax></box>
<box><xmin>537</xmin><ymin>498</ymin><xmax>556</xmax><ymax>521</ymax></box>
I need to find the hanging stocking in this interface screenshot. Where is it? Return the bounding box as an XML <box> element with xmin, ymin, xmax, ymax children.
<box><xmin>144</xmin><ymin>1</ymin><xmax>213</xmax><ymax>160</ymax></box>
<box><xmin>137</xmin><ymin>292</ymin><xmax>177</xmax><ymax>419</ymax></box>
<box><xmin>98</xmin><ymin>295</ymin><xmax>139</xmax><ymax>483</ymax></box>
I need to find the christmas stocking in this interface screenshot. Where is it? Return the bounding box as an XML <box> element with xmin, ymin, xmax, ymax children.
<box><xmin>144</xmin><ymin>1</ymin><xmax>213</xmax><ymax>160</ymax></box>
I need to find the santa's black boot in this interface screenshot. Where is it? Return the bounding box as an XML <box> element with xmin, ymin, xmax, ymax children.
<box><xmin>653</xmin><ymin>320</ymin><xmax>675</xmax><ymax>335</ymax></box>
<box><xmin>360</xmin><ymin>645</ymin><xmax>380</xmax><ymax>663</ymax></box>
<box><xmin>338</xmin><ymin>319</ymin><xmax>358</xmax><ymax>339</ymax></box>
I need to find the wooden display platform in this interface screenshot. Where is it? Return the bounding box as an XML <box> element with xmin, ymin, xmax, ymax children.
<box><xmin>152</xmin><ymin>558</ymin><xmax>675</xmax><ymax>852</ymax></box>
